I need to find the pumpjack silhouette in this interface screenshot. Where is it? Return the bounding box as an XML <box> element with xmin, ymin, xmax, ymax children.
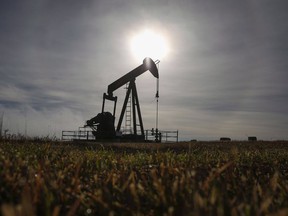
<box><xmin>85</xmin><ymin>57</ymin><xmax>159</xmax><ymax>141</ymax></box>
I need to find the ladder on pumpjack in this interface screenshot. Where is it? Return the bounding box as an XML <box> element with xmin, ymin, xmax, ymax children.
<box><xmin>124</xmin><ymin>83</ymin><xmax>132</xmax><ymax>134</ymax></box>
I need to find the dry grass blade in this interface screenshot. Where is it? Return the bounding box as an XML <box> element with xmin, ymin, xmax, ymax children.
<box><xmin>1</xmin><ymin>204</ymin><xmax>17</xmax><ymax>216</ymax></box>
<box><xmin>203</xmin><ymin>161</ymin><xmax>234</xmax><ymax>190</ymax></box>
<box><xmin>66</xmin><ymin>199</ymin><xmax>81</xmax><ymax>216</ymax></box>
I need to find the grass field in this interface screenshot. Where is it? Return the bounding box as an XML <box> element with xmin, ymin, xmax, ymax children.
<box><xmin>1</xmin><ymin>140</ymin><xmax>288</xmax><ymax>215</ymax></box>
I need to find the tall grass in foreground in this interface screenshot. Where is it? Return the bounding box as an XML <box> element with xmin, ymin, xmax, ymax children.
<box><xmin>1</xmin><ymin>141</ymin><xmax>288</xmax><ymax>215</ymax></box>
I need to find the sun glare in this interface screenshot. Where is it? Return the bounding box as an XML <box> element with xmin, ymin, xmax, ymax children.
<box><xmin>130</xmin><ymin>29</ymin><xmax>169</xmax><ymax>61</ymax></box>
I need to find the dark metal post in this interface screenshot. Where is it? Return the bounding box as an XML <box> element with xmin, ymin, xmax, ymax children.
<box><xmin>102</xmin><ymin>93</ymin><xmax>106</xmax><ymax>113</ymax></box>
<box><xmin>113</xmin><ymin>97</ymin><xmax>117</xmax><ymax>117</ymax></box>
<box><xmin>131</xmin><ymin>83</ymin><xmax>137</xmax><ymax>135</ymax></box>
<box><xmin>156</xmin><ymin>78</ymin><xmax>159</xmax><ymax>130</ymax></box>
<box><xmin>132</xmin><ymin>81</ymin><xmax>144</xmax><ymax>136</ymax></box>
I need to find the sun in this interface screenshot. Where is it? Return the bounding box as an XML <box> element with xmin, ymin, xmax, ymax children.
<box><xmin>130</xmin><ymin>29</ymin><xmax>169</xmax><ymax>61</ymax></box>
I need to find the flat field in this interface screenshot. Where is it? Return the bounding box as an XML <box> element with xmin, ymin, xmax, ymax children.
<box><xmin>1</xmin><ymin>140</ymin><xmax>288</xmax><ymax>215</ymax></box>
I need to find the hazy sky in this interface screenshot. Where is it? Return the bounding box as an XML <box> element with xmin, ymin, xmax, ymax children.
<box><xmin>1</xmin><ymin>0</ymin><xmax>288</xmax><ymax>140</ymax></box>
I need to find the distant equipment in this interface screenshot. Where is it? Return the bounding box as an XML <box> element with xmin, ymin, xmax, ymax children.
<box><xmin>85</xmin><ymin>57</ymin><xmax>160</xmax><ymax>141</ymax></box>
<box><xmin>220</xmin><ymin>137</ymin><xmax>231</xmax><ymax>141</ymax></box>
<box><xmin>248</xmin><ymin>136</ymin><xmax>257</xmax><ymax>141</ymax></box>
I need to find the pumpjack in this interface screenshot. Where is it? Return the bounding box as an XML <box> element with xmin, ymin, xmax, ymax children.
<box><xmin>85</xmin><ymin>57</ymin><xmax>159</xmax><ymax>141</ymax></box>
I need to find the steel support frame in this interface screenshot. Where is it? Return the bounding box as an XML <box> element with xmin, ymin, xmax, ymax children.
<box><xmin>116</xmin><ymin>79</ymin><xmax>144</xmax><ymax>136</ymax></box>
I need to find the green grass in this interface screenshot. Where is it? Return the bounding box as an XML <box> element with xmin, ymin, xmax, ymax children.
<box><xmin>1</xmin><ymin>140</ymin><xmax>288</xmax><ymax>215</ymax></box>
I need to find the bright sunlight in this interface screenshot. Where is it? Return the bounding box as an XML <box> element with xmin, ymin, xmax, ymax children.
<box><xmin>130</xmin><ymin>29</ymin><xmax>169</xmax><ymax>61</ymax></box>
